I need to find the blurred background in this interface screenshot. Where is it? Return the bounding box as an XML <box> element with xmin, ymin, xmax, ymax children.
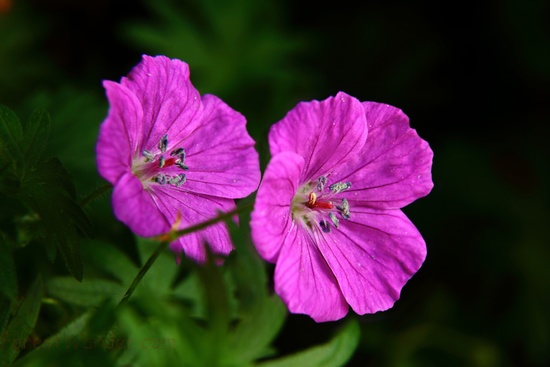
<box><xmin>1</xmin><ymin>0</ymin><xmax>549</xmax><ymax>366</ymax></box>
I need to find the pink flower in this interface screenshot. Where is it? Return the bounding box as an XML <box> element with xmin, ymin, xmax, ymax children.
<box><xmin>96</xmin><ymin>55</ymin><xmax>260</xmax><ymax>262</ymax></box>
<box><xmin>250</xmin><ymin>92</ymin><xmax>433</xmax><ymax>322</ymax></box>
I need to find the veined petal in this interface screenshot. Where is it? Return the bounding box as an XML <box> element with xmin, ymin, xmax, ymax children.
<box><xmin>182</xmin><ymin>94</ymin><xmax>260</xmax><ymax>198</ymax></box>
<box><xmin>250</xmin><ymin>152</ymin><xmax>304</xmax><ymax>262</ymax></box>
<box><xmin>335</xmin><ymin>102</ymin><xmax>433</xmax><ymax>209</ymax></box>
<box><xmin>121</xmin><ymin>55</ymin><xmax>202</xmax><ymax>153</ymax></box>
<box><xmin>96</xmin><ymin>81</ymin><xmax>143</xmax><ymax>184</ymax></box>
<box><xmin>111</xmin><ymin>172</ymin><xmax>170</xmax><ymax>237</ymax></box>
<box><xmin>151</xmin><ymin>186</ymin><xmax>235</xmax><ymax>262</ymax></box>
<box><xmin>268</xmin><ymin>92</ymin><xmax>368</xmax><ymax>180</ymax></box>
<box><xmin>316</xmin><ymin>207</ymin><xmax>426</xmax><ymax>315</ymax></box>
<box><xmin>275</xmin><ymin>226</ymin><xmax>349</xmax><ymax>322</ymax></box>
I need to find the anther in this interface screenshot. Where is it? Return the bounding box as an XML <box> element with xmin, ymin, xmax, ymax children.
<box><xmin>142</xmin><ymin>150</ymin><xmax>155</xmax><ymax>162</ymax></box>
<box><xmin>169</xmin><ymin>173</ymin><xmax>186</xmax><ymax>187</ymax></box>
<box><xmin>158</xmin><ymin>155</ymin><xmax>166</xmax><ymax>168</ymax></box>
<box><xmin>329</xmin><ymin>181</ymin><xmax>352</xmax><ymax>194</ymax></box>
<box><xmin>155</xmin><ymin>174</ymin><xmax>167</xmax><ymax>185</ymax></box>
<box><xmin>319</xmin><ymin>219</ymin><xmax>331</xmax><ymax>233</ymax></box>
<box><xmin>158</xmin><ymin>134</ymin><xmax>168</xmax><ymax>153</ymax></box>
<box><xmin>336</xmin><ymin>198</ymin><xmax>350</xmax><ymax>220</ymax></box>
<box><xmin>170</xmin><ymin>147</ymin><xmax>185</xmax><ymax>158</ymax></box>
<box><xmin>176</xmin><ymin>161</ymin><xmax>189</xmax><ymax>170</ymax></box>
<box><xmin>317</xmin><ymin>176</ymin><xmax>327</xmax><ymax>191</ymax></box>
<box><xmin>329</xmin><ymin>212</ymin><xmax>339</xmax><ymax>228</ymax></box>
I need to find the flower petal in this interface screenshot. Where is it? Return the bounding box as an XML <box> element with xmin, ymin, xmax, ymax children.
<box><xmin>335</xmin><ymin>102</ymin><xmax>433</xmax><ymax>209</ymax></box>
<box><xmin>268</xmin><ymin>92</ymin><xmax>368</xmax><ymax>180</ymax></box>
<box><xmin>151</xmin><ymin>186</ymin><xmax>235</xmax><ymax>262</ymax></box>
<box><xmin>111</xmin><ymin>172</ymin><xmax>170</xmax><ymax>237</ymax></box>
<box><xmin>275</xmin><ymin>226</ymin><xmax>349</xmax><ymax>322</ymax></box>
<box><xmin>121</xmin><ymin>55</ymin><xmax>202</xmax><ymax>153</ymax></box>
<box><xmin>250</xmin><ymin>151</ymin><xmax>304</xmax><ymax>262</ymax></box>
<box><xmin>181</xmin><ymin>94</ymin><xmax>260</xmax><ymax>198</ymax></box>
<box><xmin>316</xmin><ymin>207</ymin><xmax>426</xmax><ymax>315</ymax></box>
<box><xmin>96</xmin><ymin>81</ymin><xmax>143</xmax><ymax>184</ymax></box>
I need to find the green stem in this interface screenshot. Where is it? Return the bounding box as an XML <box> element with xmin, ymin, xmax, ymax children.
<box><xmin>168</xmin><ymin>203</ymin><xmax>253</xmax><ymax>241</ymax></box>
<box><xmin>80</xmin><ymin>183</ymin><xmax>112</xmax><ymax>207</ymax></box>
<box><xmin>118</xmin><ymin>203</ymin><xmax>253</xmax><ymax>306</ymax></box>
<box><xmin>118</xmin><ymin>240</ymin><xmax>169</xmax><ymax>306</ymax></box>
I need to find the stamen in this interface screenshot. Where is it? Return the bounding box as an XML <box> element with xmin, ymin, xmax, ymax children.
<box><xmin>176</xmin><ymin>161</ymin><xmax>189</xmax><ymax>170</ymax></box>
<box><xmin>319</xmin><ymin>219</ymin><xmax>331</xmax><ymax>233</ymax></box>
<box><xmin>169</xmin><ymin>173</ymin><xmax>187</xmax><ymax>187</ymax></box>
<box><xmin>158</xmin><ymin>134</ymin><xmax>168</xmax><ymax>153</ymax></box>
<box><xmin>329</xmin><ymin>212</ymin><xmax>339</xmax><ymax>228</ymax></box>
<box><xmin>134</xmin><ymin>137</ymin><xmax>189</xmax><ymax>188</ymax></box>
<box><xmin>317</xmin><ymin>176</ymin><xmax>327</xmax><ymax>191</ymax></box>
<box><xmin>336</xmin><ymin>198</ymin><xmax>350</xmax><ymax>220</ymax></box>
<box><xmin>172</xmin><ymin>147</ymin><xmax>187</xmax><ymax>170</ymax></box>
<box><xmin>155</xmin><ymin>174</ymin><xmax>167</xmax><ymax>185</ymax></box>
<box><xmin>329</xmin><ymin>181</ymin><xmax>352</xmax><ymax>194</ymax></box>
<box><xmin>170</xmin><ymin>147</ymin><xmax>185</xmax><ymax>159</ymax></box>
<box><xmin>142</xmin><ymin>150</ymin><xmax>155</xmax><ymax>162</ymax></box>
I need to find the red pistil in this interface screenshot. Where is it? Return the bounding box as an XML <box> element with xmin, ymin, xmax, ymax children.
<box><xmin>163</xmin><ymin>157</ymin><xmax>177</xmax><ymax>167</ymax></box>
<box><xmin>312</xmin><ymin>201</ymin><xmax>334</xmax><ymax>209</ymax></box>
<box><xmin>306</xmin><ymin>192</ymin><xmax>334</xmax><ymax>210</ymax></box>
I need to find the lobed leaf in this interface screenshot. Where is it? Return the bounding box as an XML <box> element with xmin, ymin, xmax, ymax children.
<box><xmin>11</xmin><ymin>311</ymin><xmax>93</xmax><ymax>367</ymax></box>
<box><xmin>17</xmin><ymin>157</ymin><xmax>95</xmax><ymax>281</ymax></box>
<box><xmin>256</xmin><ymin>319</ymin><xmax>361</xmax><ymax>367</ymax></box>
<box><xmin>0</xmin><ymin>276</ymin><xmax>43</xmax><ymax>367</ymax></box>
<box><xmin>81</xmin><ymin>239</ymin><xmax>138</xmax><ymax>284</ymax></box>
<box><xmin>21</xmin><ymin>108</ymin><xmax>51</xmax><ymax>169</ymax></box>
<box><xmin>46</xmin><ymin>276</ymin><xmax>124</xmax><ymax>308</ymax></box>
<box><xmin>0</xmin><ymin>106</ymin><xmax>94</xmax><ymax>281</ymax></box>
<box><xmin>0</xmin><ymin>105</ymin><xmax>23</xmax><ymax>167</ymax></box>
<box><xmin>0</xmin><ymin>233</ymin><xmax>18</xmax><ymax>300</ymax></box>
<box><xmin>225</xmin><ymin>295</ymin><xmax>287</xmax><ymax>365</ymax></box>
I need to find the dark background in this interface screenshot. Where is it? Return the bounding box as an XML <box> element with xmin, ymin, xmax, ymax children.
<box><xmin>1</xmin><ymin>0</ymin><xmax>549</xmax><ymax>366</ymax></box>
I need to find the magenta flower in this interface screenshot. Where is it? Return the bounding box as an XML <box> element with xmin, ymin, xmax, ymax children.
<box><xmin>96</xmin><ymin>55</ymin><xmax>260</xmax><ymax>262</ymax></box>
<box><xmin>250</xmin><ymin>92</ymin><xmax>433</xmax><ymax>322</ymax></box>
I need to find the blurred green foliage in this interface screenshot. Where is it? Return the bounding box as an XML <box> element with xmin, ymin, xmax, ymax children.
<box><xmin>0</xmin><ymin>0</ymin><xmax>549</xmax><ymax>366</ymax></box>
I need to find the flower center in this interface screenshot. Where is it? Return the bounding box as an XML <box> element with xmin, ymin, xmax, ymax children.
<box><xmin>132</xmin><ymin>134</ymin><xmax>188</xmax><ymax>188</ymax></box>
<box><xmin>291</xmin><ymin>175</ymin><xmax>352</xmax><ymax>233</ymax></box>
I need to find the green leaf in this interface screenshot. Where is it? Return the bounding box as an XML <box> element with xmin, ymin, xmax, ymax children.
<box><xmin>0</xmin><ymin>107</ymin><xmax>94</xmax><ymax>281</ymax></box>
<box><xmin>11</xmin><ymin>311</ymin><xmax>93</xmax><ymax>367</ymax></box>
<box><xmin>226</xmin><ymin>206</ymin><xmax>268</xmax><ymax>312</ymax></box>
<box><xmin>46</xmin><ymin>276</ymin><xmax>125</xmax><ymax>307</ymax></box>
<box><xmin>225</xmin><ymin>295</ymin><xmax>287</xmax><ymax>365</ymax></box>
<box><xmin>81</xmin><ymin>239</ymin><xmax>138</xmax><ymax>284</ymax></box>
<box><xmin>22</xmin><ymin>87</ymin><xmax>108</xmax><ymax>192</ymax></box>
<box><xmin>0</xmin><ymin>276</ymin><xmax>43</xmax><ymax>367</ymax></box>
<box><xmin>85</xmin><ymin>299</ymin><xmax>117</xmax><ymax>337</ymax></box>
<box><xmin>220</xmin><ymin>214</ymin><xmax>280</xmax><ymax>364</ymax></box>
<box><xmin>195</xmin><ymin>247</ymin><xmax>232</xmax><ymax>366</ymax></box>
<box><xmin>17</xmin><ymin>157</ymin><xmax>94</xmax><ymax>281</ymax></box>
<box><xmin>0</xmin><ymin>294</ymin><xmax>11</xmax><ymax>335</ymax></box>
<box><xmin>0</xmin><ymin>104</ymin><xmax>23</xmax><ymax>167</ymax></box>
<box><xmin>22</xmin><ymin>108</ymin><xmax>50</xmax><ymax>168</ymax></box>
<box><xmin>0</xmin><ymin>233</ymin><xmax>18</xmax><ymax>299</ymax></box>
<box><xmin>256</xmin><ymin>320</ymin><xmax>361</xmax><ymax>367</ymax></box>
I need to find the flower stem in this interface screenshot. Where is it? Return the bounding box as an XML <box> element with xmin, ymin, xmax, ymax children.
<box><xmin>166</xmin><ymin>203</ymin><xmax>253</xmax><ymax>242</ymax></box>
<box><xmin>80</xmin><ymin>183</ymin><xmax>112</xmax><ymax>207</ymax></box>
<box><xmin>118</xmin><ymin>203</ymin><xmax>253</xmax><ymax>306</ymax></box>
<box><xmin>118</xmin><ymin>239</ymin><xmax>169</xmax><ymax>306</ymax></box>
